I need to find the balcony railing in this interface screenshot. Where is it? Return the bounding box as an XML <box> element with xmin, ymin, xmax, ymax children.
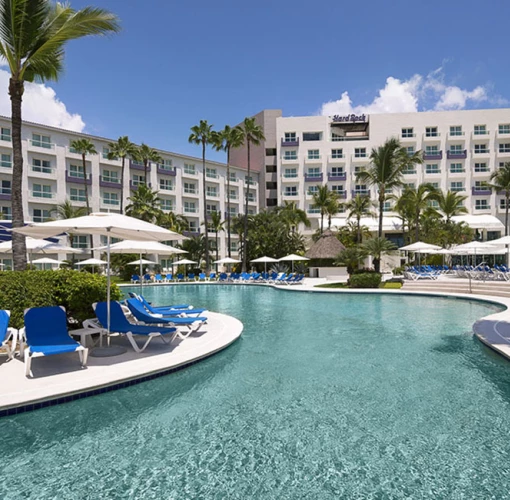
<box><xmin>471</xmin><ymin>187</ymin><xmax>492</xmax><ymax>195</ymax></box>
<box><xmin>66</xmin><ymin>170</ymin><xmax>92</xmax><ymax>185</ymax></box>
<box><xmin>30</xmin><ymin>140</ymin><xmax>55</xmax><ymax>150</ymax></box>
<box><xmin>31</xmin><ymin>165</ymin><xmax>54</xmax><ymax>175</ymax></box>
<box><xmin>31</xmin><ymin>191</ymin><xmax>55</xmax><ymax>199</ymax></box>
<box><xmin>334</xmin><ymin>191</ymin><xmax>347</xmax><ymax>199</ymax></box>
<box><xmin>159</xmin><ymin>184</ymin><xmax>175</xmax><ymax>192</ymax></box>
<box><xmin>351</xmin><ymin>190</ymin><xmax>370</xmax><ymax>197</ymax></box>
<box><xmin>327</xmin><ymin>172</ymin><xmax>346</xmax><ymax>181</ymax></box>
<box><xmin>304</xmin><ymin>173</ymin><xmax>323</xmax><ymax>182</ymax></box>
<box><xmin>157</xmin><ymin>165</ymin><xmax>177</xmax><ymax>176</ymax></box>
<box><xmin>102</xmin><ymin>198</ymin><xmax>120</xmax><ymax>206</ymax></box>
<box><xmin>183</xmin><ymin>207</ymin><xmax>198</xmax><ymax>213</ymax></box>
<box><xmin>473</xmin><ymin>149</ymin><xmax>490</xmax><ymax>154</ymax></box>
<box><xmin>281</xmin><ymin>138</ymin><xmax>299</xmax><ymax>147</ymax></box>
<box><xmin>423</xmin><ymin>151</ymin><xmax>443</xmax><ymax>160</ymax></box>
<box><xmin>130</xmin><ymin>160</ymin><xmax>150</xmax><ymax>171</ymax></box>
<box><xmin>130</xmin><ymin>181</ymin><xmax>151</xmax><ymax>190</ymax></box>
<box><xmin>99</xmin><ymin>176</ymin><xmax>122</xmax><ymax>189</ymax></box>
<box><xmin>0</xmin><ymin>192</ymin><xmax>11</xmax><ymax>201</ymax></box>
<box><xmin>182</xmin><ymin>230</ymin><xmax>200</xmax><ymax>237</ymax></box>
<box><xmin>446</xmin><ymin>150</ymin><xmax>467</xmax><ymax>159</ymax></box>
<box><xmin>283</xmin><ymin>191</ymin><xmax>298</xmax><ymax>197</ymax></box>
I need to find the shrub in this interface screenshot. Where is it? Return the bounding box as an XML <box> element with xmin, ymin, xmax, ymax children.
<box><xmin>0</xmin><ymin>270</ymin><xmax>121</xmax><ymax>329</ymax></box>
<box><xmin>349</xmin><ymin>272</ymin><xmax>382</xmax><ymax>289</ymax></box>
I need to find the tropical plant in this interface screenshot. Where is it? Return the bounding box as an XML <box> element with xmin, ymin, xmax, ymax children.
<box><xmin>361</xmin><ymin>237</ymin><xmax>397</xmax><ymax>273</ymax></box>
<box><xmin>107</xmin><ymin>136</ymin><xmax>138</xmax><ymax>213</ymax></box>
<box><xmin>490</xmin><ymin>162</ymin><xmax>510</xmax><ymax>235</ymax></box>
<box><xmin>334</xmin><ymin>246</ymin><xmax>365</xmax><ymax>274</ymax></box>
<box><xmin>178</xmin><ymin>235</ymin><xmax>205</xmax><ymax>264</ymax></box>
<box><xmin>156</xmin><ymin>211</ymin><xmax>188</xmax><ymax>234</ymax></box>
<box><xmin>276</xmin><ymin>201</ymin><xmax>311</xmax><ymax>234</ymax></box>
<box><xmin>208</xmin><ymin>211</ymin><xmax>224</xmax><ymax>264</ymax></box>
<box><xmin>212</xmin><ymin>125</ymin><xmax>244</xmax><ymax>256</ymax></box>
<box><xmin>240</xmin><ymin>117</ymin><xmax>265</xmax><ymax>271</ymax></box>
<box><xmin>125</xmin><ymin>184</ymin><xmax>161</xmax><ymax>223</ymax></box>
<box><xmin>312</xmin><ymin>185</ymin><xmax>337</xmax><ymax>234</ymax></box>
<box><xmin>1</xmin><ymin>0</ymin><xmax>119</xmax><ymax>270</ymax></box>
<box><xmin>189</xmin><ymin>120</ymin><xmax>214</xmax><ymax>272</ymax></box>
<box><xmin>134</xmin><ymin>143</ymin><xmax>163</xmax><ymax>183</ymax></box>
<box><xmin>69</xmin><ymin>138</ymin><xmax>96</xmax><ymax>214</ymax></box>
<box><xmin>436</xmin><ymin>190</ymin><xmax>468</xmax><ymax>224</ymax></box>
<box><xmin>50</xmin><ymin>199</ymin><xmax>87</xmax><ymax>255</ymax></box>
<box><xmin>356</xmin><ymin>137</ymin><xmax>423</xmax><ymax>238</ymax></box>
<box><xmin>345</xmin><ymin>194</ymin><xmax>376</xmax><ymax>244</ymax></box>
<box><xmin>325</xmin><ymin>193</ymin><xmax>341</xmax><ymax>230</ymax></box>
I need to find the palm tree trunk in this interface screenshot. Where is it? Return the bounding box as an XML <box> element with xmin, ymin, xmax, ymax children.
<box><xmin>320</xmin><ymin>211</ymin><xmax>324</xmax><ymax>234</ymax></box>
<box><xmin>506</xmin><ymin>192</ymin><xmax>509</xmax><ymax>236</ymax></box>
<box><xmin>202</xmin><ymin>141</ymin><xmax>210</xmax><ymax>273</ymax></box>
<box><xmin>357</xmin><ymin>215</ymin><xmax>361</xmax><ymax>244</ymax></box>
<box><xmin>120</xmin><ymin>157</ymin><xmax>125</xmax><ymax>213</ymax></box>
<box><xmin>144</xmin><ymin>160</ymin><xmax>148</xmax><ymax>184</ymax></box>
<box><xmin>9</xmin><ymin>78</ymin><xmax>27</xmax><ymax>270</ymax></box>
<box><xmin>82</xmin><ymin>153</ymin><xmax>93</xmax><ymax>256</ymax></box>
<box><xmin>378</xmin><ymin>189</ymin><xmax>384</xmax><ymax>239</ymax></box>
<box><xmin>415</xmin><ymin>209</ymin><xmax>420</xmax><ymax>242</ymax></box>
<box><xmin>227</xmin><ymin>147</ymin><xmax>231</xmax><ymax>258</ymax></box>
<box><xmin>242</xmin><ymin>140</ymin><xmax>251</xmax><ymax>272</ymax></box>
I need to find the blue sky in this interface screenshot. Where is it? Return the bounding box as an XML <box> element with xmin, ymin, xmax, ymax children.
<box><xmin>1</xmin><ymin>0</ymin><xmax>509</xmax><ymax>162</ymax></box>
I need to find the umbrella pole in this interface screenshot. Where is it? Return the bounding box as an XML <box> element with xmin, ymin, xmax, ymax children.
<box><xmin>139</xmin><ymin>251</ymin><xmax>143</xmax><ymax>295</ymax></box>
<box><xmin>106</xmin><ymin>230</ymin><xmax>111</xmax><ymax>344</ymax></box>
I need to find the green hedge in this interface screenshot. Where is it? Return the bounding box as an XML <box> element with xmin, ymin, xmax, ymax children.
<box><xmin>0</xmin><ymin>270</ymin><xmax>121</xmax><ymax>329</ymax></box>
<box><xmin>349</xmin><ymin>272</ymin><xmax>382</xmax><ymax>289</ymax></box>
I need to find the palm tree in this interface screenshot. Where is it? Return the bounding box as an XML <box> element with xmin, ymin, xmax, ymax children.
<box><xmin>325</xmin><ymin>192</ymin><xmax>340</xmax><ymax>230</ymax></box>
<box><xmin>189</xmin><ymin>120</ymin><xmax>214</xmax><ymax>272</ymax></box>
<box><xmin>361</xmin><ymin>237</ymin><xmax>397</xmax><ymax>273</ymax></box>
<box><xmin>125</xmin><ymin>184</ymin><xmax>161</xmax><ymax>223</ymax></box>
<box><xmin>157</xmin><ymin>211</ymin><xmax>188</xmax><ymax>234</ymax></box>
<box><xmin>276</xmin><ymin>201</ymin><xmax>311</xmax><ymax>234</ymax></box>
<box><xmin>312</xmin><ymin>185</ymin><xmax>335</xmax><ymax>234</ymax></box>
<box><xmin>178</xmin><ymin>235</ymin><xmax>205</xmax><ymax>266</ymax></box>
<box><xmin>335</xmin><ymin>246</ymin><xmax>365</xmax><ymax>275</ymax></box>
<box><xmin>436</xmin><ymin>190</ymin><xmax>468</xmax><ymax>224</ymax></box>
<box><xmin>69</xmin><ymin>138</ymin><xmax>96</xmax><ymax>214</ymax></box>
<box><xmin>135</xmin><ymin>143</ymin><xmax>163</xmax><ymax>184</ymax></box>
<box><xmin>356</xmin><ymin>138</ymin><xmax>423</xmax><ymax>238</ymax></box>
<box><xmin>107</xmin><ymin>136</ymin><xmax>138</xmax><ymax>213</ymax></box>
<box><xmin>51</xmin><ymin>199</ymin><xmax>87</xmax><ymax>260</ymax></box>
<box><xmin>240</xmin><ymin>117</ymin><xmax>265</xmax><ymax>271</ymax></box>
<box><xmin>208</xmin><ymin>211</ymin><xmax>224</xmax><ymax>266</ymax></box>
<box><xmin>212</xmin><ymin>125</ymin><xmax>244</xmax><ymax>257</ymax></box>
<box><xmin>1</xmin><ymin>0</ymin><xmax>119</xmax><ymax>270</ymax></box>
<box><xmin>490</xmin><ymin>162</ymin><xmax>510</xmax><ymax>235</ymax></box>
<box><xmin>345</xmin><ymin>194</ymin><xmax>375</xmax><ymax>244</ymax></box>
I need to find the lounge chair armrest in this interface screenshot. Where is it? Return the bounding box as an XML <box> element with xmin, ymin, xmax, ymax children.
<box><xmin>83</xmin><ymin>318</ymin><xmax>103</xmax><ymax>330</ymax></box>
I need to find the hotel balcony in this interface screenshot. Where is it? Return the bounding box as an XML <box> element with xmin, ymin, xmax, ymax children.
<box><xmin>351</xmin><ymin>190</ymin><xmax>370</xmax><ymax>198</ymax></box>
<box><xmin>28</xmin><ymin>140</ymin><xmax>56</xmax><ymax>152</ymax></box>
<box><xmin>423</xmin><ymin>151</ymin><xmax>443</xmax><ymax>160</ymax></box>
<box><xmin>335</xmin><ymin>191</ymin><xmax>347</xmax><ymax>199</ymax></box>
<box><xmin>99</xmin><ymin>176</ymin><xmax>122</xmax><ymax>189</ymax></box>
<box><xmin>400</xmin><ymin>133</ymin><xmax>416</xmax><ymax>141</ymax></box>
<box><xmin>182</xmin><ymin>230</ymin><xmax>200</xmax><ymax>237</ymax></box>
<box><xmin>447</xmin><ymin>132</ymin><xmax>465</xmax><ymax>140</ymax></box>
<box><xmin>0</xmin><ymin>191</ymin><xmax>11</xmax><ymax>201</ymax></box>
<box><xmin>130</xmin><ymin>181</ymin><xmax>151</xmax><ymax>190</ymax></box>
<box><xmin>281</xmin><ymin>138</ymin><xmax>299</xmax><ymax>147</ymax></box>
<box><xmin>304</xmin><ymin>173</ymin><xmax>323</xmax><ymax>182</ymax></box>
<box><xmin>281</xmin><ymin>157</ymin><xmax>299</xmax><ymax>165</ymax></box>
<box><xmin>351</xmin><ymin>154</ymin><xmax>368</xmax><ymax>162</ymax></box>
<box><xmin>130</xmin><ymin>160</ymin><xmax>150</xmax><ymax>172</ymax></box>
<box><xmin>473</xmin><ymin>148</ymin><xmax>490</xmax><ymax>155</ymax></box>
<box><xmin>157</xmin><ymin>165</ymin><xmax>177</xmax><ymax>176</ymax></box>
<box><xmin>446</xmin><ymin>150</ymin><xmax>467</xmax><ymax>160</ymax></box>
<box><xmin>328</xmin><ymin>155</ymin><xmax>345</xmax><ymax>163</ymax></box>
<box><xmin>66</xmin><ymin>170</ymin><xmax>92</xmax><ymax>185</ymax></box>
<box><xmin>305</xmin><ymin>156</ymin><xmax>322</xmax><ymax>164</ymax></box>
<box><xmin>327</xmin><ymin>172</ymin><xmax>346</xmax><ymax>181</ymax></box>
<box><xmin>471</xmin><ymin>187</ymin><xmax>492</xmax><ymax>196</ymax></box>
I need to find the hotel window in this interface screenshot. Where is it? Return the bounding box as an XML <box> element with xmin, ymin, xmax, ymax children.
<box><xmin>450</xmin><ymin>182</ymin><xmax>464</xmax><ymax>192</ymax></box>
<box><xmin>102</xmin><ymin>169</ymin><xmax>119</xmax><ymax>183</ymax></box>
<box><xmin>284</xmin><ymin>168</ymin><xmax>297</xmax><ymax>178</ymax></box>
<box><xmin>308</xmin><ymin>204</ymin><xmax>321</xmax><ymax>214</ymax></box>
<box><xmin>229</xmin><ymin>172</ymin><xmax>237</xmax><ymax>182</ymax></box>
<box><xmin>188</xmin><ymin>221</ymin><xmax>198</xmax><ymax>232</ymax></box>
<box><xmin>474</xmin><ymin>162</ymin><xmax>489</xmax><ymax>172</ymax></box>
<box><xmin>32</xmin><ymin>183</ymin><xmax>52</xmax><ymax>198</ymax></box>
<box><xmin>499</xmin><ymin>143</ymin><xmax>510</xmax><ymax>153</ymax></box>
<box><xmin>183</xmin><ymin>201</ymin><xmax>197</xmax><ymax>213</ymax></box>
<box><xmin>247</xmin><ymin>191</ymin><xmax>255</xmax><ymax>202</ymax></box>
<box><xmin>284</xmin><ymin>186</ymin><xmax>298</xmax><ymax>197</ymax></box>
<box><xmin>72</xmin><ymin>235</ymin><xmax>89</xmax><ymax>249</ymax></box>
<box><xmin>401</xmin><ymin>128</ymin><xmax>414</xmax><ymax>138</ymax></box>
<box><xmin>331</xmin><ymin>149</ymin><xmax>343</xmax><ymax>159</ymax></box>
<box><xmin>500</xmin><ymin>162</ymin><xmax>508</xmax><ymax>170</ymax></box>
<box><xmin>331</xmin><ymin>132</ymin><xmax>344</xmax><ymax>142</ymax></box>
<box><xmin>183</xmin><ymin>163</ymin><xmax>196</xmax><ymax>175</ymax></box>
<box><xmin>229</xmin><ymin>189</ymin><xmax>237</xmax><ymax>200</ymax></box>
<box><xmin>450</xmin><ymin>163</ymin><xmax>464</xmax><ymax>173</ymax></box>
<box><xmin>354</xmin><ymin>165</ymin><xmax>366</xmax><ymax>173</ymax></box>
<box><xmin>103</xmin><ymin>192</ymin><xmax>119</xmax><ymax>205</ymax></box>
<box><xmin>354</xmin><ymin>184</ymin><xmax>368</xmax><ymax>195</ymax></box>
<box><xmin>0</xmin><ymin>154</ymin><xmax>11</xmax><ymax>168</ymax></box>
<box><xmin>354</xmin><ymin>148</ymin><xmax>366</xmax><ymax>158</ymax></box>
<box><xmin>160</xmin><ymin>159</ymin><xmax>173</xmax><ymax>170</ymax></box>
<box><xmin>0</xmin><ymin>180</ymin><xmax>11</xmax><ymax>195</ymax></box>
<box><xmin>160</xmin><ymin>199</ymin><xmax>173</xmax><ymax>211</ymax></box>
<box><xmin>474</xmin><ymin>144</ymin><xmax>489</xmax><ymax>154</ymax></box>
<box><xmin>284</xmin><ymin>150</ymin><xmax>297</xmax><ymax>160</ymax></box>
<box><xmin>70</xmin><ymin>187</ymin><xmax>86</xmax><ymax>202</ymax></box>
<box><xmin>331</xmin><ymin>166</ymin><xmax>344</xmax><ymax>176</ymax></box>
<box><xmin>425</xmin><ymin>127</ymin><xmax>438</xmax><ymax>137</ymax></box>
<box><xmin>449</xmin><ymin>144</ymin><xmax>463</xmax><ymax>154</ymax></box>
<box><xmin>474</xmin><ymin>181</ymin><xmax>490</xmax><ymax>190</ymax></box>
<box><xmin>229</xmin><ymin>206</ymin><xmax>237</xmax><ymax>216</ymax></box>
<box><xmin>425</xmin><ymin>145</ymin><xmax>439</xmax><ymax>155</ymax></box>
<box><xmin>307</xmin><ymin>149</ymin><xmax>320</xmax><ymax>160</ymax></box>
<box><xmin>1</xmin><ymin>206</ymin><xmax>11</xmax><ymax>218</ymax></box>
<box><xmin>206</xmin><ymin>186</ymin><xmax>218</xmax><ymax>197</ymax></box>
<box><xmin>501</xmin><ymin>199</ymin><xmax>509</xmax><ymax>209</ymax></box>
<box><xmin>303</xmin><ymin>132</ymin><xmax>321</xmax><ymax>141</ymax></box>
<box><xmin>266</xmin><ymin>164</ymin><xmax>277</xmax><ymax>173</ymax></box>
<box><xmin>132</xmin><ymin>174</ymin><xmax>145</xmax><ymax>186</ymax></box>
<box><xmin>102</xmin><ymin>146</ymin><xmax>117</xmax><ymax>160</ymax></box>
<box><xmin>405</xmin><ymin>146</ymin><xmax>415</xmax><ymax>156</ymax></box>
<box><xmin>248</xmin><ymin>208</ymin><xmax>255</xmax><ymax>215</ymax></box>
<box><xmin>331</xmin><ymin>185</ymin><xmax>344</xmax><ymax>194</ymax></box>
<box><xmin>307</xmin><ymin>167</ymin><xmax>321</xmax><ymax>178</ymax></box>
<box><xmin>449</xmin><ymin>126</ymin><xmax>463</xmax><ymax>136</ymax></box>
<box><xmin>474</xmin><ymin>125</ymin><xmax>487</xmax><ymax>135</ymax></box>
<box><xmin>230</xmin><ymin>240</ymin><xmax>238</xmax><ymax>252</ymax></box>
<box><xmin>428</xmin><ymin>200</ymin><xmax>439</xmax><ymax>209</ymax></box>
<box><xmin>206</xmin><ymin>168</ymin><xmax>218</xmax><ymax>179</ymax></box>
<box><xmin>159</xmin><ymin>179</ymin><xmax>174</xmax><ymax>191</ymax></box>
<box><xmin>403</xmin><ymin>183</ymin><xmax>415</xmax><ymax>190</ymax></box>
<box><xmin>32</xmin><ymin>209</ymin><xmax>51</xmax><ymax>223</ymax></box>
<box><xmin>246</xmin><ymin>176</ymin><xmax>254</xmax><ymax>185</ymax></box>
<box><xmin>183</xmin><ymin>182</ymin><xmax>196</xmax><ymax>194</ymax></box>
<box><xmin>206</xmin><ymin>204</ymin><xmax>218</xmax><ymax>214</ymax></box>
<box><xmin>402</xmin><ymin>165</ymin><xmax>416</xmax><ymax>175</ymax></box>
<box><xmin>499</xmin><ymin>124</ymin><xmax>510</xmax><ymax>135</ymax></box>
<box><xmin>0</xmin><ymin>127</ymin><xmax>11</xmax><ymax>142</ymax></box>
<box><xmin>307</xmin><ymin>185</ymin><xmax>319</xmax><ymax>196</ymax></box>
<box><xmin>32</xmin><ymin>133</ymin><xmax>51</xmax><ymax>148</ymax></box>
<box><xmin>32</xmin><ymin>158</ymin><xmax>52</xmax><ymax>174</ymax></box>
<box><xmin>265</xmin><ymin>148</ymin><xmax>277</xmax><ymax>156</ymax></box>
<box><xmin>383</xmin><ymin>201</ymin><xmax>393</xmax><ymax>212</ymax></box>
<box><xmin>69</xmin><ymin>164</ymin><xmax>85</xmax><ymax>179</ymax></box>
<box><xmin>475</xmin><ymin>199</ymin><xmax>490</xmax><ymax>210</ymax></box>
<box><xmin>429</xmin><ymin>182</ymin><xmax>439</xmax><ymax>190</ymax></box>
<box><xmin>284</xmin><ymin>132</ymin><xmax>297</xmax><ymax>143</ymax></box>
<box><xmin>425</xmin><ymin>164</ymin><xmax>440</xmax><ymax>174</ymax></box>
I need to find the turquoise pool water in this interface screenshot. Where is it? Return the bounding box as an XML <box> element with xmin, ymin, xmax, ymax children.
<box><xmin>1</xmin><ymin>286</ymin><xmax>510</xmax><ymax>499</ymax></box>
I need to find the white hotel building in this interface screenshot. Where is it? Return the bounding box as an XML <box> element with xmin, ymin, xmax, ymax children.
<box><xmin>0</xmin><ymin>117</ymin><xmax>260</xmax><ymax>266</ymax></box>
<box><xmin>230</xmin><ymin>108</ymin><xmax>510</xmax><ymax>244</ymax></box>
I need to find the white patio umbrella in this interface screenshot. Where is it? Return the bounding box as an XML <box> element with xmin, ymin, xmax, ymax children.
<box><xmin>127</xmin><ymin>258</ymin><xmax>156</xmax><ymax>266</ymax></box>
<box><xmin>399</xmin><ymin>242</ymin><xmax>442</xmax><ymax>266</ymax></box>
<box><xmin>76</xmin><ymin>258</ymin><xmax>108</xmax><ymax>274</ymax></box>
<box><xmin>172</xmin><ymin>258</ymin><xmax>198</xmax><ymax>277</ymax></box>
<box><xmin>451</xmin><ymin>241</ymin><xmax>502</xmax><ymax>267</ymax></box>
<box><xmin>14</xmin><ymin>213</ymin><xmax>182</xmax><ymax>356</ymax></box>
<box><xmin>0</xmin><ymin>237</ymin><xmax>81</xmax><ymax>263</ymax></box>
<box><xmin>251</xmin><ymin>256</ymin><xmax>278</xmax><ymax>274</ymax></box>
<box><xmin>486</xmin><ymin>235</ymin><xmax>510</xmax><ymax>267</ymax></box>
<box><xmin>278</xmin><ymin>254</ymin><xmax>310</xmax><ymax>273</ymax></box>
<box><xmin>214</xmin><ymin>256</ymin><xmax>241</xmax><ymax>273</ymax></box>
<box><xmin>31</xmin><ymin>257</ymin><xmax>62</xmax><ymax>270</ymax></box>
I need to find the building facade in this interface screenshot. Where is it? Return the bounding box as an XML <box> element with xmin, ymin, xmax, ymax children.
<box><xmin>0</xmin><ymin>117</ymin><xmax>260</xmax><ymax>266</ymax></box>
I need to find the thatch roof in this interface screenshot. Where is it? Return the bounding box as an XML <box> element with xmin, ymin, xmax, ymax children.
<box><xmin>305</xmin><ymin>230</ymin><xmax>346</xmax><ymax>260</ymax></box>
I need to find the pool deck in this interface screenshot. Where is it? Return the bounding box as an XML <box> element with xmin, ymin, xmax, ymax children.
<box><xmin>0</xmin><ymin>311</ymin><xmax>243</xmax><ymax>415</ymax></box>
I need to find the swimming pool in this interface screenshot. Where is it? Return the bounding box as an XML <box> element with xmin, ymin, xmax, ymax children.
<box><xmin>1</xmin><ymin>286</ymin><xmax>510</xmax><ymax>498</ymax></box>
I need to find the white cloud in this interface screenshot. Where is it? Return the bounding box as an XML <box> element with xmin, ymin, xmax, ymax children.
<box><xmin>0</xmin><ymin>68</ymin><xmax>85</xmax><ymax>132</ymax></box>
<box><xmin>319</xmin><ymin>68</ymin><xmax>494</xmax><ymax>116</ymax></box>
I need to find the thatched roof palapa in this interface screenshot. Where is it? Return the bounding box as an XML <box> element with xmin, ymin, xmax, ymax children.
<box><xmin>305</xmin><ymin>230</ymin><xmax>346</xmax><ymax>260</ymax></box>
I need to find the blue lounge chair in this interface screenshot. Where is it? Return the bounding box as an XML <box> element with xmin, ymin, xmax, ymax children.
<box><xmin>93</xmin><ymin>301</ymin><xmax>181</xmax><ymax>353</ymax></box>
<box><xmin>218</xmin><ymin>273</ymin><xmax>228</xmax><ymax>282</ymax></box>
<box><xmin>22</xmin><ymin>306</ymin><xmax>88</xmax><ymax>377</ymax></box>
<box><xmin>134</xmin><ymin>295</ymin><xmax>207</xmax><ymax>316</ymax></box>
<box><xmin>177</xmin><ymin>273</ymin><xmax>185</xmax><ymax>282</ymax></box>
<box><xmin>165</xmin><ymin>273</ymin><xmax>173</xmax><ymax>282</ymax></box>
<box><xmin>154</xmin><ymin>273</ymin><xmax>163</xmax><ymax>283</ymax></box>
<box><xmin>131</xmin><ymin>274</ymin><xmax>140</xmax><ymax>283</ymax></box>
<box><xmin>208</xmin><ymin>272</ymin><xmax>216</xmax><ymax>281</ymax></box>
<box><xmin>188</xmin><ymin>273</ymin><xmax>195</xmax><ymax>281</ymax></box>
<box><xmin>0</xmin><ymin>310</ymin><xmax>17</xmax><ymax>360</ymax></box>
<box><xmin>128</xmin><ymin>292</ymin><xmax>192</xmax><ymax>311</ymax></box>
<box><xmin>126</xmin><ymin>299</ymin><xmax>207</xmax><ymax>331</ymax></box>
<box><xmin>198</xmin><ymin>273</ymin><xmax>206</xmax><ymax>281</ymax></box>
<box><xmin>143</xmin><ymin>273</ymin><xmax>151</xmax><ymax>283</ymax></box>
